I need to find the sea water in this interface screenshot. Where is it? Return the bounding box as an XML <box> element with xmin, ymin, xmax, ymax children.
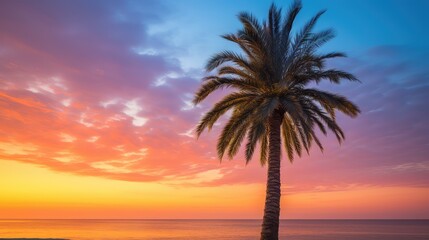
<box><xmin>0</xmin><ymin>219</ymin><xmax>428</xmax><ymax>240</ymax></box>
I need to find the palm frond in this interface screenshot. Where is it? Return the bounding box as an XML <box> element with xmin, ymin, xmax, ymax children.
<box><xmin>227</xmin><ymin>119</ymin><xmax>251</xmax><ymax>159</ymax></box>
<box><xmin>260</xmin><ymin>133</ymin><xmax>269</xmax><ymax>165</ymax></box>
<box><xmin>238</xmin><ymin>12</ymin><xmax>263</xmax><ymax>38</ymax></box>
<box><xmin>195</xmin><ymin>92</ymin><xmax>257</xmax><ymax>137</ymax></box>
<box><xmin>281</xmin><ymin>118</ymin><xmax>295</xmax><ymax>162</ymax></box>
<box><xmin>193</xmin><ymin>76</ymin><xmax>259</xmax><ymax>104</ymax></box>
<box><xmin>245</xmin><ymin>121</ymin><xmax>266</xmax><ymax>163</ymax></box>
<box><xmin>292</xmin><ymin>9</ymin><xmax>326</xmax><ymax>51</ymax></box>
<box><xmin>216</xmin><ymin>97</ymin><xmax>264</xmax><ymax>160</ymax></box>
<box><xmin>301</xmin><ymin>88</ymin><xmax>361</xmax><ymax>117</ymax></box>
<box><xmin>268</xmin><ymin>3</ymin><xmax>282</xmax><ymax>38</ymax></box>
<box><xmin>195</xmin><ymin>0</ymin><xmax>360</xmax><ymax>165</ymax></box>
<box><xmin>280</xmin><ymin>0</ymin><xmax>302</xmax><ymax>54</ymax></box>
<box><xmin>206</xmin><ymin>51</ymin><xmax>253</xmax><ymax>73</ymax></box>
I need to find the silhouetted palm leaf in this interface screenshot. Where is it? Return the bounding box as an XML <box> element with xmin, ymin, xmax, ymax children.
<box><xmin>193</xmin><ymin>1</ymin><xmax>360</xmax><ymax>239</ymax></box>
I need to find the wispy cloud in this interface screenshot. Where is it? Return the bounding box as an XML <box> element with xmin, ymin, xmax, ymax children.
<box><xmin>0</xmin><ymin>1</ymin><xmax>428</xmax><ymax>195</ymax></box>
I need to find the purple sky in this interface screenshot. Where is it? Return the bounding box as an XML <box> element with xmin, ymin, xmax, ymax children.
<box><xmin>0</xmin><ymin>0</ymin><xmax>428</xmax><ymax>218</ymax></box>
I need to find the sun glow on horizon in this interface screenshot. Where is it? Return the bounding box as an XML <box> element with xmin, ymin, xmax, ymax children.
<box><xmin>0</xmin><ymin>0</ymin><xmax>428</xmax><ymax>220</ymax></box>
<box><xmin>1</xmin><ymin>160</ymin><xmax>428</xmax><ymax>219</ymax></box>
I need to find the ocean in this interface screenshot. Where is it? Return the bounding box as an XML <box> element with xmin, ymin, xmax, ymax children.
<box><xmin>0</xmin><ymin>219</ymin><xmax>428</xmax><ymax>240</ymax></box>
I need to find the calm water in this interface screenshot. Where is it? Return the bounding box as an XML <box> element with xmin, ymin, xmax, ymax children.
<box><xmin>0</xmin><ymin>219</ymin><xmax>428</xmax><ymax>240</ymax></box>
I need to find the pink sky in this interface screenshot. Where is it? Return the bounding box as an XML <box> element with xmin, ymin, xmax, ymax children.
<box><xmin>0</xmin><ymin>0</ymin><xmax>428</xmax><ymax>219</ymax></box>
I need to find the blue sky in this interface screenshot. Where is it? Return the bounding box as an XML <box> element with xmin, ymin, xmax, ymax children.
<box><xmin>0</xmin><ymin>0</ymin><xmax>428</xmax><ymax>218</ymax></box>
<box><xmin>155</xmin><ymin>0</ymin><xmax>429</xmax><ymax>70</ymax></box>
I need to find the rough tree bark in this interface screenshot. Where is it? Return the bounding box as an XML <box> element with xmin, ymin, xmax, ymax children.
<box><xmin>260</xmin><ymin>109</ymin><xmax>284</xmax><ymax>240</ymax></box>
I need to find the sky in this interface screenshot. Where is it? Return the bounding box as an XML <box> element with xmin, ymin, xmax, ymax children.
<box><xmin>0</xmin><ymin>0</ymin><xmax>428</xmax><ymax>219</ymax></box>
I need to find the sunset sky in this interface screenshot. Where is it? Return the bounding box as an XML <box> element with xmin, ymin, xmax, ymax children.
<box><xmin>0</xmin><ymin>0</ymin><xmax>428</xmax><ymax>219</ymax></box>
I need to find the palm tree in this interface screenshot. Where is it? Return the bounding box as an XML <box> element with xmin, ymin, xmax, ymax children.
<box><xmin>193</xmin><ymin>1</ymin><xmax>360</xmax><ymax>239</ymax></box>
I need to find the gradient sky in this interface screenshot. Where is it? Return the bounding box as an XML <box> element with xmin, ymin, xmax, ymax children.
<box><xmin>0</xmin><ymin>0</ymin><xmax>428</xmax><ymax>219</ymax></box>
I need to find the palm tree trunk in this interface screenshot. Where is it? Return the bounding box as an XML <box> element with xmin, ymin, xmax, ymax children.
<box><xmin>260</xmin><ymin>110</ymin><xmax>283</xmax><ymax>240</ymax></box>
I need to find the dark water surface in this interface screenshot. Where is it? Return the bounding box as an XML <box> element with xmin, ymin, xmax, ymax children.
<box><xmin>1</xmin><ymin>219</ymin><xmax>428</xmax><ymax>240</ymax></box>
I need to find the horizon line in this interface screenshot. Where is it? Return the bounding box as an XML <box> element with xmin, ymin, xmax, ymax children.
<box><xmin>1</xmin><ymin>218</ymin><xmax>428</xmax><ymax>221</ymax></box>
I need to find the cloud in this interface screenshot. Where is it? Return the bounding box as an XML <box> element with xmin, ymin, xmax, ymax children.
<box><xmin>190</xmin><ymin>46</ymin><xmax>429</xmax><ymax>191</ymax></box>
<box><xmin>0</xmin><ymin>1</ymin><xmax>428</xmax><ymax>193</ymax></box>
<box><xmin>0</xmin><ymin>0</ymin><xmax>208</xmax><ymax>182</ymax></box>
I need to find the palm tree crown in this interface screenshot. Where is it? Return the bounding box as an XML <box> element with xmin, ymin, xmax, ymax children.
<box><xmin>194</xmin><ymin>0</ymin><xmax>360</xmax><ymax>164</ymax></box>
